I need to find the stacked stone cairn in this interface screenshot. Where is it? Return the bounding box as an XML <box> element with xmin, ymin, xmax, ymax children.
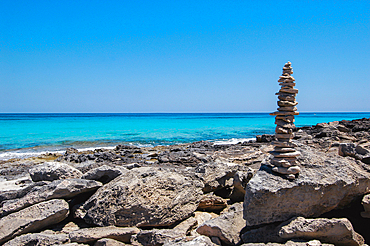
<box><xmin>269</xmin><ymin>62</ymin><xmax>301</xmax><ymax>180</ymax></box>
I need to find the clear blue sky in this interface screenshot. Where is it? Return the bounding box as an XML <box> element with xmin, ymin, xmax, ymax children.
<box><xmin>1</xmin><ymin>0</ymin><xmax>369</xmax><ymax>113</ymax></box>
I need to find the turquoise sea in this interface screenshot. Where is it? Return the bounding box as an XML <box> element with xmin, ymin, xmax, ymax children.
<box><xmin>1</xmin><ymin>113</ymin><xmax>370</xmax><ymax>160</ymax></box>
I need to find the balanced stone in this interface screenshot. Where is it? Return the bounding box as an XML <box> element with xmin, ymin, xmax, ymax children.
<box><xmin>270</xmin><ymin>151</ymin><xmax>300</xmax><ymax>158</ymax></box>
<box><xmin>278</xmin><ymin>101</ymin><xmax>298</xmax><ymax>107</ymax></box>
<box><xmin>271</xmin><ymin>141</ymin><xmax>297</xmax><ymax>148</ymax></box>
<box><xmin>278</xmin><ymin>106</ymin><xmax>297</xmax><ymax>112</ymax></box>
<box><xmin>270</xmin><ymin>62</ymin><xmax>300</xmax><ymax>179</ymax></box>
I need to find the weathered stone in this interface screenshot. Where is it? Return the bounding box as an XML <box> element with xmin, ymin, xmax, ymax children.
<box><xmin>271</xmin><ymin>141</ymin><xmax>297</xmax><ymax>148</ymax></box>
<box><xmin>197</xmin><ymin>194</ymin><xmax>227</xmax><ymax>212</ymax></box>
<box><xmin>197</xmin><ymin>202</ymin><xmax>244</xmax><ymax>245</ymax></box>
<box><xmin>274</xmin><ymin>120</ymin><xmax>296</xmax><ymax>128</ymax></box>
<box><xmin>0</xmin><ymin>199</ymin><xmax>69</xmax><ymax>244</ymax></box>
<box><xmin>338</xmin><ymin>143</ymin><xmax>357</xmax><ymax>157</ymax></box>
<box><xmin>273</xmin><ymin>147</ymin><xmax>295</xmax><ymax>153</ymax></box>
<box><xmin>279</xmin><ymin>217</ymin><xmax>364</xmax><ymax>246</ymax></box>
<box><xmin>361</xmin><ymin>194</ymin><xmax>370</xmax><ymax>218</ymax></box>
<box><xmin>0</xmin><ymin>179</ymin><xmax>102</xmax><ymax>216</ymax></box>
<box><xmin>194</xmin><ymin>212</ymin><xmax>218</xmax><ymax>226</ymax></box>
<box><xmin>163</xmin><ymin>235</ymin><xmax>217</xmax><ymax>246</ymax></box>
<box><xmin>136</xmin><ymin>217</ymin><xmax>197</xmax><ymax>246</ymax></box>
<box><xmin>81</xmin><ymin>165</ymin><xmax>127</xmax><ymax>184</ymax></box>
<box><xmin>29</xmin><ymin>162</ymin><xmax>83</xmax><ymax>181</ymax></box>
<box><xmin>77</xmin><ymin>167</ymin><xmax>204</xmax><ymax>227</ymax></box>
<box><xmin>69</xmin><ymin>226</ymin><xmax>139</xmax><ymax>244</ymax></box>
<box><xmin>275</xmin><ymin>127</ymin><xmax>293</xmax><ymax>135</ymax></box>
<box><xmin>274</xmin><ymin>134</ymin><xmax>294</xmax><ymax>140</ymax></box>
<box><xmin>0</xmin><ymin>180</ymin><xmax>49</xmax><ymax>203</ymax></box>
<box><xmin>272</xmin><ymin>166</ymin><xmax>301</xmax><ymax>175</ymax></box>
<box><xmin>3</xmin><ymin>232</ymin><xmax>70</xmax><ymax>246</ymax></box>
<box><xmin>270</xmin><ymin>111</ymin><xmax>299</xmax><ymax>116</ymax></box>
<box><xmin>94</xmin><ymin>238</ymin><xmax>131</xmax><ymax>246</ymax></box>
<box><xmin>275</xmin><ymin>115</ymin><xmax>295</xmax><ymax>123</ymax></box>
<box><xmin>194</xmin><ymin>162</ymin><xmax>254</xmax><ymax>194</ymax></box>
<box><xmin>136</xmin><ymin>229</ymin><xmax>184</xmax><ymax>246</ymax></box>
<box><xmin>278</xmin><ymin>107</ymin><xmax>297</xmax><ymax>112</ymax></box>
<box><xmin>270</xmin><ymin>151</ymin><xmax>300</xmax><ymax>158</ymax></box>
<box><xmin>243</xmin><ymin>144</ymin><xmax>370</xmax><ymax>226</ymax></box>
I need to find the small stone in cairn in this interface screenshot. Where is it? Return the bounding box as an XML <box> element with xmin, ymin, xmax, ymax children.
<box><xmin>269</xmin><ymin>62</ymin><xmax>300</xmax><ymax>180</ymax></box>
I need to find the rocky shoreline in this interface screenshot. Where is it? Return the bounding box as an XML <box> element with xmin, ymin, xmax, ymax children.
<box><xmin>1</xmin><ymin>118</ymin><xmax>370</xmax><ymax>245</ymax></box>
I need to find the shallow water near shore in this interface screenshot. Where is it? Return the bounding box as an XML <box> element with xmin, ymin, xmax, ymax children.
<box><xmin>1</xmin><ymin>112</ymin><xmax>370</xmax><ymax>160</ymax></box>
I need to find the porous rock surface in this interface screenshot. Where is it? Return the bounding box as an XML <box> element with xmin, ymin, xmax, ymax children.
<box><xmin>3</xmin><ymin>232</ymin><xmax>70</xmax><ymax>246</ymax></box>
<box><xmin>196</xmin><ymin>202</ymin><xmax>245</xmax><ymax>245</ymax></box>
<box><xmin>69</xmin><ymin>226</ymin><xmax>140</xmax><ymax>243</ymax></box>
<box><xmin>76</xmin><ymin>167</ymin><xmax>204</xmax><ymax>227</ymax></box>
<box><xmin>243</xmin><ymin>142</ymin><xmax>370</xmax><ymax>226</ymax></box>
<box><xmin>0</xmin><ymin>199</ymin><xmax>69</xmax><ymax>244</ymax></box>
<box><xmin>0</xmin><ymin>178</ymin><xmax>102</xmax><ymax>216</ymax></box>
<box><xmin>279</xmin><ymin>217</ymin><xmax>364</xmax><ymax>246</ymax></box>
<box><xmin>29</xmin><ymin>162</ymin><xmax>83</xmax><ymax>181</ymax></box>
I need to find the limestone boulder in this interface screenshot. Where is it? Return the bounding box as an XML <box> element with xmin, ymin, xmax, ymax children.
<box><xmin>29</xmin><ymin>162</ymin><xmax>83</xmax><ymax>181</ymax></box>
<box><xmin>0</xmin><ymin>179</ymin><xmax>102</xmax><ymax>217</ymax></box>
<box><xmin>81</xmin><ymin>165</ymin><xmax>127</xmax><ymax>184</ymax></box>
<box><xmin>69</xmin><ymin>226</ymin><xmax>139</xmax><ymax>244</ymax></box>
<box><xmin>0</xmin><ymin>199</ymin><xmax>69</xmax><ymax>244</ymax></box>
<box><xmin>77</xmin><ymin>167</ymin><xmax>204</xmax><ymax>227</ymax></box>
<box><xmin>279</xmin><ymin>217</ymin><xmax>364</xmax><ymax>246</ymax></box>
<box><xmin>243</xmin><ymin>143</ymin><xmax>370</xmax><ymax>226</ymax></box>
<box><xmin>196</xmin><ymin>202</ymin><xmax>245</xmax><ymax>245</ymax></box>
<box><xmin>3</xmin><ymin>232</ymin><xmax>70</xmax><ymax>246</ymax></box>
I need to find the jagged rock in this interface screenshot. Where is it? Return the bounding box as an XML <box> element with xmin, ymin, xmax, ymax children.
<box><xmin>0</xmin><ymin>199</ymin><xmax>69</xmax><ymax>244</ymax></box>
<box><xmin>194</xmin><ymin>212</ymin><xmax>218</xmax><ymax>226</ymax></box>
<box><xmin>0</xmin><ymin>179</ymin><xmax>102</xmax><ymax>217</ymax></box>
<box><xmin>195</xmin><ymin>162</ymin><xmax>254</xmax><ymax>195</ymax></box>
<box><xmin>230</xmin><ymin>170</ymin><xmax>251</xmax><ymax>202</ymax></box>
<box><xmin>361</xmin><ymin>193</ymin><xmax>370</xmax><ymax>218</ymax></box>
<box><xmin>0</xmin><ymin>180</ymin><xmax>49</xmax><ymax>203</ymax></box>
<box><xmin>196</xmin><ymin>202</ymin><xmax>245</xmax><ymax>245</ymax></box>
<box><xmin>197</xmin><ymin>194</ymin><xmax>227</xmax><ymax>212</ymax></box>
<box><xmin>136</xmin><ymin>229</ymin><xmax>184</xmax><ymax>246</ymax></box>
<box><xmin>131</xmin><ymin>214</ymin><xmax>197</xmax><ymax>246</ymax></box>
<box><xmin>3</xmin><ymin>232</ymin><xmax>70</xmax><ymax>246</ymax></box>
<box><xmin>163</xmin><ymin>235</ymin><xmax>217</xmax><ymax>246</ymax></box>
<box><xmin>76</xmin><ymin>167</ymin><xmax>203</xmax><ymax>227</ymax></box>
<box><xmin>94</xmin><ymin>238</ymin><xmax>131</xmax><ymax>245</ymax></box>
<box><xmin>29</xmin><ymin>162</ymin><xmax>83</xmax><ymax>181</ymax></box>
<box><xmin>279</xmin><ymin>217</ymin><xmax>364</xmax><ymax>246</ymax></box>
<box><xmin>338</xmin><ymin>143</ymin><xmax>357</xmax><ymax>157</ymax></box>
<box><xmin>81</xmin><ymin>165</ymin><xmax>127</xmax><ymax>183</ymax></box>
<box><xmin>243</xmin><ymin>143</ymin><xmax>370</xmax><ymax>226</ymax></box>
<box><xmin>69</xmin><ymin>226</ymin><xmax>140</xmax><ymax>243</ymax></box>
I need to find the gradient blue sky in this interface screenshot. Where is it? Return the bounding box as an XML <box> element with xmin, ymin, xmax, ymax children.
<box><xmin>1</xmin><ymin>1</ymin><xmax>369</xmax><ymax>113</ymax></box>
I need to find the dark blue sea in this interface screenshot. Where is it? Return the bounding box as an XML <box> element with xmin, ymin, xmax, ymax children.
<box><xmin>1</xmin><ymin>113</ymin><xmax>369</xmax><ymax>160</ymax></box>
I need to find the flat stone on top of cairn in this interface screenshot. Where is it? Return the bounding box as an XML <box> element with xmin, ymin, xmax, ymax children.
<box><xmin>269</xmin><ymin>62</ymin><xmax>300</xmax><ymax>180</ymax></box>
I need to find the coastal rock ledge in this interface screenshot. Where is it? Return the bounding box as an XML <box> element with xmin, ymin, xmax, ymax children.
<box><xmin>243</xmin><ymin>142</ymin><xmax>370</xmax><ymax>227</ymax></box>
